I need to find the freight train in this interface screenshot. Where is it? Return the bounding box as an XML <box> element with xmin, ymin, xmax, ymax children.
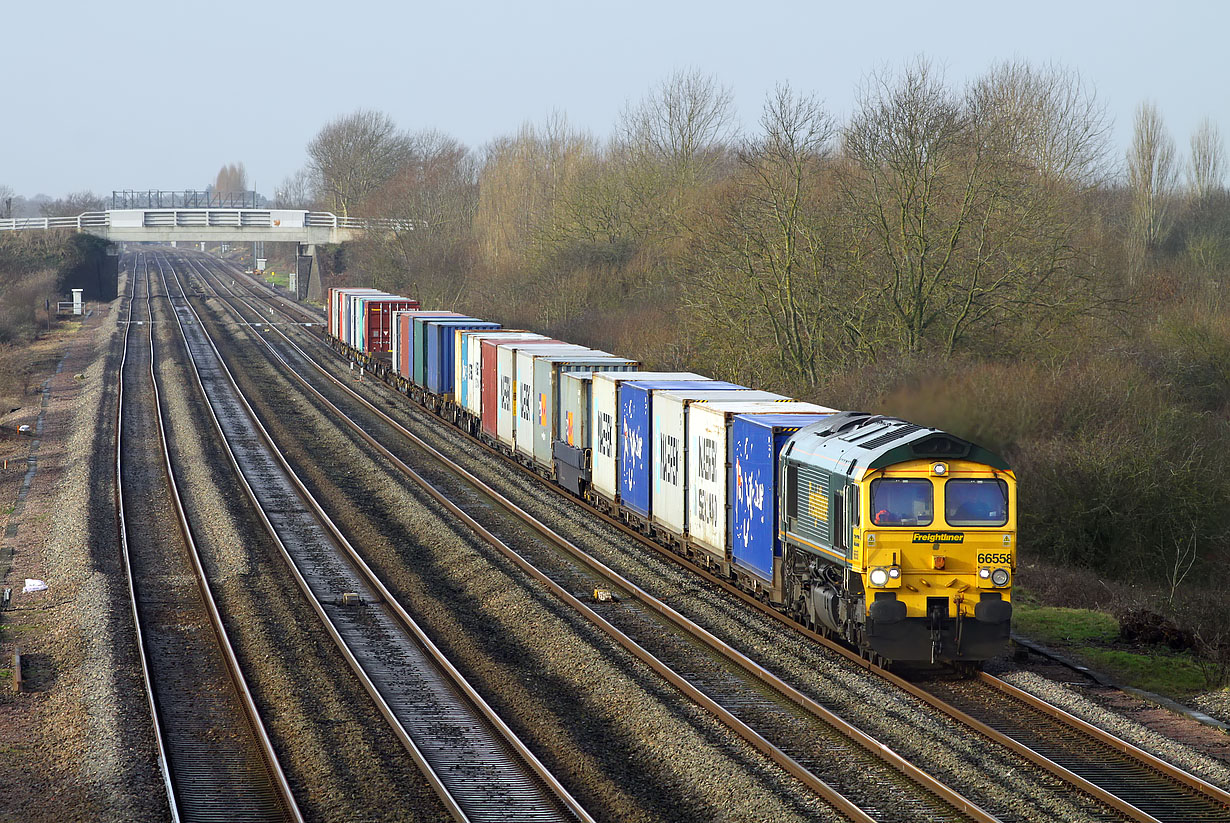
<box><xmin>327</xmin><ymin>287</ymin><xmax>1016</xmax><ymax>665</ymax></box>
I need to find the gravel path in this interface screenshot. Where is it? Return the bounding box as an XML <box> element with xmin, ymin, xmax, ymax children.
<box><xmin>1193</xmin><ymin>691</ymin><xmax>1230</xmax><ymax>725</ymax></box>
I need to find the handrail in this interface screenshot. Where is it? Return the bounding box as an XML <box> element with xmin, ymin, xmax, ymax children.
<box><xmin>0</xmin><ymin>210</ymin><xmax>418</xmax><ymax>233</ymax></box>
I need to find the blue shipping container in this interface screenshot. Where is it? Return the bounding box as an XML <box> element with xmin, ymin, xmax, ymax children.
<box><xmin>425</xmin><ymin>320</ymin><xmax>500</xmax><ymax>395</ymax></box>
<box><xmin>730</xmin><ymin>413</ymin><xmax>835</xmax><ymax>582</ymax></box>
<box><xmin>618</xmin><ymin>380</ymin><xmax>741</xmax><ymax>518</ymax></box>
<box><xmin>414</xmin><ymin>315</ymin><xmax>477</xmax><ymax>387</ymax></box>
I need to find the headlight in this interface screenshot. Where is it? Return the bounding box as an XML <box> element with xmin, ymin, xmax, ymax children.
<box><xmin>991</xmin><ymin>568</ymin><xmax>1010</xmax><ymax>587</ymax></box>
<box><xmin>888</xmin><ymin>566</ymin><xmax>900</xmax><ymax>579</ymax></box>
<box><xmin>869</xmin><ymin>567</ymin><xmax>889</xmax><ymax>587</ymax></box>
<box><xmin>978</xmin><ymin>567</ymin><xmax>991</xmax><ymax>579</ymax></box>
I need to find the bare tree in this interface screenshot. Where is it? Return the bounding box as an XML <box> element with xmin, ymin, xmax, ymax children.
<box><xmin>839</xmin><ymin>58</ymin><xmax>1102</xmax><ymax>357</ymax></box>
<box><xmin>968</xmin><ymin>60</ymin><xmax>1112</xmax><ymax>188</ymax></box>
<box><xmin>474</xmin><ymin>117</ymin><xmax>595</xmax><ymax>268</ymax></box>
<box><xmin>273</xmin><ymin>168</ymin><xmax>315</xmax><ymax>208</ymax></box>
<box><xmin>620</xmin><ymin>68</ymin><xmax>738</xmax><ymax>188</ymax></box>
<box><xmin>212</xmin><ymin>162</ymin><xmax>249</xmax><ymax>193</ymax></box>
<box><xmin>1188</xmin><ymin>117</ymin><xmax>1225</xmax><ymax>201</ymax></box>
<box><xmin>684</xmin><ymin>84</ymin><xmax>844</xmax><ymax>385</ymax></box>
<box><xmin>356</xmin><ymin>129</ymin><xmax>479</xmax><ymax>306</ymax></box>
<box><xmin>1126</xmin><ymin>101</ymin><xmax>1179</xmax><ymax>260</ymax></box>
<box><xmin>39</xmin><ymin>191</ymin><xmax>105</xmax><ymax>217</ymax></box>
<box><xmin>307</xmin><ymin>109</ymin><xmax>413</xmax><ymax>216</ymax></box>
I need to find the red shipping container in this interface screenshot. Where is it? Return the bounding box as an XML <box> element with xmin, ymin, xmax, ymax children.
<box><xmin>360</xmin><ymin>297</ymin><xmax>419</xmax><ymax>353</ymax></box>
<box><xmin>480</xmin><ymin>337</ymin><xmax>562</xmax><ymax>438</ymax></box>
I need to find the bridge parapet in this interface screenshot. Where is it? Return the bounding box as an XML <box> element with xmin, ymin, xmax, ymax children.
<box><xmin>0</xmin><ymin>210</ymin><xmax>414</xmax><ymax>242</ymax></box>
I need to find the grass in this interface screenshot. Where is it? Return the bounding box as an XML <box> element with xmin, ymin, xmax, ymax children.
<box><xmin>0</xmin><ymin>623</ymin><xmax>43</xmax><ymax>640</ymax></box>
<box><xmin>1081</xmin><ymin>648</ymin><xmax>1210</xmax><ymax>695</ymax></box>
<box><xmin>1014</xmin><ymin>604</ymin><xmax>1119</xmax><ymax>645</ymax></box>
<box><xmin>262</xmin><ymin>270</ymin><xmax>290</xmax><ymax>289</ymax></box>
<box><xmin>1014</xmin><ymin>602</ymin><xmax>1213</xmax><ymax>697</ymax></box>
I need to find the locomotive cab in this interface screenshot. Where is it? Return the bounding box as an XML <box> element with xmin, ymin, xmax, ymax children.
<box><xmin>860</xmin><ymin>458</ymin><xmax>1015</xmax><ymax>663</ymax></box>
<box><xmin>780</xmin><ymin>413</ymin><xmax>1015</xmax><ymax>664</ymax></box>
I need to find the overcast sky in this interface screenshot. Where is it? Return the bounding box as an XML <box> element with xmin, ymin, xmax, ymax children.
<box><xmin>5</xmin><ymin>0</ymin><xmax>1227</xmax><ymax>199</ymax></box>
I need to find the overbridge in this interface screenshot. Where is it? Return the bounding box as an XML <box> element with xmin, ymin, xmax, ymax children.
<box><xmin>0</xmin><ymin>208</ymin><xmax>409</xmax><ymax>244</ymax></box>
<box><xmin>0</xmin><ymin>209</ymin><xmax>412</xmax><ymax>300</ymax></box>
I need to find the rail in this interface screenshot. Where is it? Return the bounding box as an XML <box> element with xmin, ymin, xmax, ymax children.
<box><xmin>189</xmin><ymin>254</ymin><xmax>1000</xmax><ymax>823</ymax></box>
<box><xmin>162</xmin><ymin>252</ymin><xmax>589</xmax><ymax>823</ymax></box>
<box><xmin>209</xmin><ymin>251</ymin><xmax>1230</xmax><ymax>823</ymax></box>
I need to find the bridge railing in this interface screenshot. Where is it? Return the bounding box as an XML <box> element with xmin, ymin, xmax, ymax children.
<box><xmin>0</xmin><ymin>212</ymin><xmax>110</xmax><ymax>231</ymax></box>
<box><xmin>0</xmin><ymin>210</ymin><xmax>416</xmax><ymax>233</ymax></box>
<box><xmin>306</xmin><ymin>212</ymin><xmax>419</xmax><ymax>231</ymax></box>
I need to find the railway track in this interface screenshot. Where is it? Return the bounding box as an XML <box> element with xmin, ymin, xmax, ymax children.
<box><xmin>115</xmin><ymin>253</ymin><xmax>300</xmax><ymax>822</ymax></box>
<box><xmin>193</xmin><ymin>251</ymin><xmax>1230</xmax><ymax>823</ymax></box>
<box><xmin>183</xmin><ymin>254</ymin><xmax>1002</xmax><ymax>822</ymax></box>
<box><xmin>911</xmin><ymin>671</ymin><xmax>1230</xmax><ymax>823</ymax></box>
<box><xmin>152</xmin><ymin>252</ymin><xmax>592</xmax><ymax>823</ymax></box>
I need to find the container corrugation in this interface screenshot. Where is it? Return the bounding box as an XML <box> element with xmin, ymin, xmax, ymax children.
<box><xmin>616</xmin><ymin>381</ymin><xmax>749</xmax><ymax>519</ymax></box>
<box><xmin>330</xmin><ymin>288</ymin><xmax>379</xmax><ymax>343</ymax></box>
<box><xmin>344</xmin><ymin>292</ymin><xmax>408</xmax><ymax>352</ymax></box>
<box><xmin>395</xmin><ymin>311</ymin><xmax>463</xmax><ymax>378</ymax></box>
<box><xmin>687</xmin><ymin>402</ymin><xmax>835</xmax><ymax>558</ymax></box>
<box><xmin>505</xmin><ymin>345</ymin><xmax>591</xmax><ymax>451</ymax></box>
<box><xmin>360</xmin><ymin>297</ymin><xmax>418</xmax><ymax>353</ymax></box>
<box><xmin>649</xmin><ymin>390</ymin><xmax>790</xmax><ymax>535</ymax></box>
<box><xmin>514</xmin><ymin>348</ymin><xmax>612</xmax><ymax>458</ymax></box>
<box><xmin>413</xmin><ymin>314</ymin><xmax>475</xmax><ymax>386</ymax></box>
<box><xmin>424</xmin><ymin>320</ymin><xmax>500</xmax><ymax>396</ymax></box>
<box><xmin>526</xmin><ymin>354</ymin><xmax>638</xmax><ymax>469</ymax></box>
<box><xmin>730</xmin><ymin>414</ymin><xmax>843</xmax><ymax>583</ymax></box>
<box><xmin>484</xmin><ymin>339</ymin><xmax>567</xmax><ymax>442</ymax></box>
<box><xmin>458</xmin><ymin>331</ymin><xmax>543</xmax><ymax>417</ymax></box>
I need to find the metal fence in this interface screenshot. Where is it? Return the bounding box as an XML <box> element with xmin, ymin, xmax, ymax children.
<box><xmin>111</xmin><ymin>190</ymin><xmax>262</xmax><ymax>209</ymax></box>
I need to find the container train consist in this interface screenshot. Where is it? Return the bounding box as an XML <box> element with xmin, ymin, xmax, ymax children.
<box><xmin>327</xmin><ymin>287</ymin><xmax>1016</xmax><ymax>664</ymax></box>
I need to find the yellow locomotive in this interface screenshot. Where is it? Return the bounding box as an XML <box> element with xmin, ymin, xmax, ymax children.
<box><xmin>779</xmin><ymin>412</ymin><xmax>1015</xmax><ymax>664</ymax></box>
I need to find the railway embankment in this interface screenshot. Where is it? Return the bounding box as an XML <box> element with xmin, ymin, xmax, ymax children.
<box><xmin>0</xmin><ymin>265</ymin><xmax>166</xmax><ymax>822</ymax></box>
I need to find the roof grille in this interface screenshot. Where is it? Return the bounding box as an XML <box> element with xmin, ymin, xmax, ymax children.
<box><xmin>856</xmin><ymin>424</ymin><xmax>922</xmax><ymax>450</ymax></box>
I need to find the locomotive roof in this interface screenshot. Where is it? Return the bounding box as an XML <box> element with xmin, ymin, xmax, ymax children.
<box><xmin>786</xmin><ymin>411</ymin><xmax>1011</xmax><ymax>478</ymax></box>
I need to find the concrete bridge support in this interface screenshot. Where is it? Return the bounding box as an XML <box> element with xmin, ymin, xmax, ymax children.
<box><xmin>296</xmin><ymin>243</ymin><xmax>321</xmax><ymax>302</ymax></box>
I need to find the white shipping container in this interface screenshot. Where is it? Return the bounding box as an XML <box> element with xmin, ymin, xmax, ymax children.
<box><xmin>651</xmin><ymin>390</ymin><xmax>788</xmax><ymax>538</ymax></box>
<box><xmin>458</xmin><ymin>331</ymin><xmax>543</xmax><ymax>416</ymax></box>
<box><xmin>496</xmin><ymin>342</ymin><xmax>586</xmax><ymax>448</ymax></box>
<box><xmin>687</xmin><ymin>401</ymin><xmax>836</xmax><ymax>558</ymax></box>
<box><xmin>589</xmin><ymin>372</ymin><xmax>707</xmax><ymax>502</ymax></box>
<box><xmin>514</xmin><ymin>346</ymin><xmax>600</xmax><ymax>458</ymax></box>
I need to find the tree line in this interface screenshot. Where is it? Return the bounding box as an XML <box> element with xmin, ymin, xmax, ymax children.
<box><xmin>277</xmin><ymin>60</ymin><xmax>1230</xmax><ymax>644</ymax></box>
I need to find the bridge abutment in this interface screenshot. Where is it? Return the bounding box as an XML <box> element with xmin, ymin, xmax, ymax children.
<box><xmin>296</xmin><ymin>243</ymin><xmax>320</xmax><ymax>302</ymax></box>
